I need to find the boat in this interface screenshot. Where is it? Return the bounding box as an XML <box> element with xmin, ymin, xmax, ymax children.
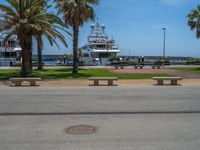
<box><xmin>0</xmin><ymin>32</ymin><xmax>21</xmax><ymax>66</ymax></box>
<box><xmin>80</xmin><ymin>22</ymin><xmax>120</xmax><ymax>65</ymax></box>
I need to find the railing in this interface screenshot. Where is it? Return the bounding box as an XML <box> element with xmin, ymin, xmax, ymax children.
<box><xmin>0</xmin><ymin>46</ymin><xmax>21</xmax><ymax>52</ymax></box>
<box><xmin>0</xmin><ymin>58</ymin><xmax>17</xmax><ymax>66</ymax></box>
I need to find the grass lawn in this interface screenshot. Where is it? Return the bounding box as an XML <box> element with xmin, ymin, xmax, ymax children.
<box><xmin>0</xmin><ymin>68</ymin><xmax>173</xmax><ymax>79</ymax></box>
<box><xmin>172</xmin><ymin>67</ymin><xmax>200</xmax><ymax>74</ymax></box>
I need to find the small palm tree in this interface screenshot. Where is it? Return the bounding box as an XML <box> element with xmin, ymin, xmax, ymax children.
<box><xmin>55</xmin><ymin>0</ymin><xmax>100</xmax><ymax>73</ymax></box>
<box><xmin>188</xmin><ymin>5</ymin><xmax>200</xmax><ymax>38</ymax></box>
<box><xmin>34</xmin><ymin>4</ymin><xmax>69</xmax><ymax>70</ymax></box>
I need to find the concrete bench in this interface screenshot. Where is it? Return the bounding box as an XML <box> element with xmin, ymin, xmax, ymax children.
<box><xmin>152</xmin><ymin>77</ymin><xmax>183</xmax><ymax>85</ymax></box>
<box><xmin>152</xmin><ymin>65</ymin><xmax>161</xmax><ymax>69</ymax></box>
<box><xmin>9</xmin><ymin>78</ymin><xmax>41</xmax><ymax>86</ymax></box>
<box><xmin>89</xmin><ymin>77</ymin><xmax>118</xmax><ymax>86</ymax></box>
<box><xmin>134</xmin><ymin>65</ymin><xmax>144</xmax><ymax>69</ymax></box>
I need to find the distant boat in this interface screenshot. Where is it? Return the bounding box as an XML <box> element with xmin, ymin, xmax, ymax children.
<box><xmin>80</xmin><ymin>22</ymin><xmax>120</xmax><ymax>65</ymax></box>
<box><xmin>0</xmin><ymin>32</ymin><xmax>21</xmax><ymax>66</ymax></box>
<box><xmin>56</xmin><ymin>59</ymin><xmax>64</xmax><ymax>65</ymax></box>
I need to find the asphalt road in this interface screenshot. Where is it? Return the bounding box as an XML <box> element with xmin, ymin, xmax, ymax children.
<box><xmin>0</xmin><ymin>114</ymin><xmax>200</xmax><ymax>150</ymax></box>
<box><xmin>0</xmin><ymin>86</ymin><xmax>200</xmax><ymax>114</ymax></box>
<box><xmin>0</xmin><ymin>86</ymin><xmax>200</xmax><ymax>150</ymax></box>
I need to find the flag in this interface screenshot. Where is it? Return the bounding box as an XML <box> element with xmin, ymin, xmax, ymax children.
<box><xmin>5</xmin><ymin>41</ymin><xmax>8</xmax><ymax>52</ymax></box>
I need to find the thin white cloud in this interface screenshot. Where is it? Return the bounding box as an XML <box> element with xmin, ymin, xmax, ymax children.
<box><xmin>160</xmin><ymin>0</ymin><xmax>188</xmax><ymax>6</ymax></box>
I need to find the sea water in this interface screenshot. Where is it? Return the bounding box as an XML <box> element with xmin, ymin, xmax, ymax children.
<box><xmin>43</xmin><ymin>61</ymin><xmax>57</xmax><ymax>66</ymax></box>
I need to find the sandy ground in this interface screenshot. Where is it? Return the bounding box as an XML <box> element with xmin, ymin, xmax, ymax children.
<box><xmin>1</xmin><ymin>79</ymin><xmax>200</xmax><ymax>87</ymax></box>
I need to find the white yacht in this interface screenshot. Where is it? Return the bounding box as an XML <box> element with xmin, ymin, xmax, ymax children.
<box><xmin>0</xmin><ymin>32</ymin><xmax>21</xmax><ymax>66</ymax></box>
<box><xmin>81</xmin><ymin>22</ymin><xmax>120</xmax><ymax>65</ymax></box>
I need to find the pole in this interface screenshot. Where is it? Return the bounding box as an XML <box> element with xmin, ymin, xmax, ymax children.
<box><xmin>163</xmin><ymin>28</ymin><xmax>166</xmax><ymax>58</ymax></box>
<box><xmin>162</xmin><ymin>28</ymin><xmax>166</xmax><ymax>68</ymax></box>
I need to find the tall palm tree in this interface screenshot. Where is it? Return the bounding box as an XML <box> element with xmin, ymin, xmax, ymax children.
<box><xmin>55</xmin><ymin>0</ymin><xmax>99</xmax><ymax>73</ymax></box>
<box><xmin>0</xmin><ymin>0</ymin><xmax>68</xmax><ymax>75</ymax></box>
<box><xmin>0</xmin><ymin>0</ymin><xmax>44</xmax><ymax>76</ymax></box>
<box><xmin>188</xmin><ymin>5</ymin><xmax>200</xmax><ymax>39</ymax></box>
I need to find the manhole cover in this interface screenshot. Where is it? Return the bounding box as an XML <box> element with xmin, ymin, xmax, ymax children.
<box><xmin>66</xmin><ymin>125</ymin><xmax>96</xmax><ymax>134</ymax></box>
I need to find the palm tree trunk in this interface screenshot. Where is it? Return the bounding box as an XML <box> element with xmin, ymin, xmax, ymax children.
<box><xmin>20</xmin><ymin>32</ymin><xmax>33</xmax><ymax>77</ymax></box>
<box><xmin>37</xmin><ymin>35</ymin><xmax>43</xmax><ymax>70</ymax></box>
<box><xmin>72</xmin><ymin>25</ymin><xmax>79</xmax><ymax>74</ymax></box>
<box><xmin>18</xmin><ymin>0</ymin><xmax>32</xmax><ymax>77</ymax></box>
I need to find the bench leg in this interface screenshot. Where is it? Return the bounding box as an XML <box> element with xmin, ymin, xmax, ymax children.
<box><xmin>121</xmin><ymin>66</ymin><xmax>123</xmax><ymax>69</ymax></box>
<box><xmin>30</xmin><ymin>81</ymin><xmax>36</xmax><ymax>86</ymax></box>
<box><xmin>171</xmin><ymin>80</ymin><xmax>178</xmax><ymax>85</ymax></box>
<box><xmin>93</xmin><ymin>80</ymin><xmax>99</xmax><ymax>86</ymax></box>
<box><xmin>135</xmin><ymin>66</ymin><xmax>138</xmax><ymax>69</ymax></box>
<box><xmin>152</xmin><ymin>66</ymin><xmax>155</xmax><ymax>69</ymax></box>
<box><xmin>157</xmin><ymin>80</ymin><xmax>164</xmax><ymax>85</ymax></box>
<box><xmin>115</xmin><ymin>66</ymin><xmax>118</xmax><ymax>69</ymax></box>
<box><xmin>108</xmin><ymin>80</ymin><xmax>113</xmax><ymax>86</ymax></box>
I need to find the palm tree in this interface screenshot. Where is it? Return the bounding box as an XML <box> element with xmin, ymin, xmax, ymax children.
<box><xmin>34</xmin><ymin>6</ymin><xmax>69</xmax><ymax>70</ymax></box>
<box><xmin>34</xmin><ymin>0</ymin><xmax>69</xmax><ymax>70</ymax></box>
<box><xmin>35</xmin><ymin>15</ymin><xmax>69</xmax><ymax>70</ymax></box>
<box><xmin>188</xmin><ymin>5</ymin><xmax>200</xmax><ymax>39</ymax></box>
<box><xmin>0</xmin><ymin>0</ymin><xmax>68</xmax><ymax>75</ymax></box>
<box><xmin>55</xmin><ymin>0</ymin><xmax>99</xmax><ymax>73</ymax></box>
<box><xmin>0</xmin><ymin>0</ymin><xmax>44</xmax><ymax>76</ymax></box>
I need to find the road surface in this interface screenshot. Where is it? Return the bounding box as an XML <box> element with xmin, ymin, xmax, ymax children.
<box><xmin>0</xmin><ymin>86</ymin><xmax>200</xmax><ymax>150</ymax></box>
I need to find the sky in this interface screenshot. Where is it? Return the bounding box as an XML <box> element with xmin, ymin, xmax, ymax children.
<box><xmin>2</xmin><ymin>0</ymin><xmax>200</xmax><ymax>57</ymax></box>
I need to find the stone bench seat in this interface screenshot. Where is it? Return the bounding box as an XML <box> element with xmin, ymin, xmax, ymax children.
<box><xmin>152</xmin><ymin>65</ymin><xmax>162</xmax><ymax>69</ymax></box>
<box><xmin>134</xmin><ymin>65</ymin><xmax>144</xmax><ymax>69</ymax></box>
<box><xmin>89</xmin><ymin>77</ymin><xmax>118</xmax><ymax>86</ymax></box>
<box><xmin>9</xmin><ymin>78</ymin><xmax>41</xmax><ymax>86</ymax></box>
<box><xmin>152</xmin><ymin>77</ymin><xmax>183</xmax><ymax>85</ymax></box>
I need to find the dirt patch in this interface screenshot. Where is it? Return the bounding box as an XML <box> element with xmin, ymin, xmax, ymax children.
<box><xmin>111</xmin><ymin>68</ymin><xmax>178</xmax><ymax>74</ymax></box>
<box><xmin>41</xmin><ymin>79</ymin><xmax>89</xmax><ymax>87</ymax></box>
<box><xmin>0</xmin><ymin>80</ymin><xmax>10</xmax><ymax>86</ymax></box>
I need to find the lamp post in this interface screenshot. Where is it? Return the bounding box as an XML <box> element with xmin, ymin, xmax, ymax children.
<box><xmin>162</xmin><ymin>28</ymin><xmax>166</xmax><ymax>68</ymax></box>
<box><xmin>162</xmin><ymin>28</ymin><xmax>166</xmax><ymax>58</ymax></box>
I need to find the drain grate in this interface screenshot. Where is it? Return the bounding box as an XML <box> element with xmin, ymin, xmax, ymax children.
<box><xmin>66</xmin><ymin>125</ymin><xmax>96</xmax><ymax>134</ymax></box>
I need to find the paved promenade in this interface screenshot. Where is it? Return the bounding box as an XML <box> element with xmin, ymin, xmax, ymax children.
<box><xmin>0</xmin><ymin>85</ymin><xmax>200</xmax><ymax>150</ymax></box>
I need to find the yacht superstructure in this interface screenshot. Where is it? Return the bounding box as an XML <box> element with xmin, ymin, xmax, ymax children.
<box><xmin>81</xmin><ymin>22</ymin><xmax>120</xmax><ymax>65</ymax></box>
<box><xmin>0</xmin><ymin>32</ymin><xmax>21</xmax><ymax>66</ymax></box>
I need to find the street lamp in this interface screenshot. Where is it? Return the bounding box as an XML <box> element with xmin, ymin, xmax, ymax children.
<box><xmin>162</xmin><ymin>28</ymin><xmax>166</xmax><ymax>58</ymax></box>
<box><xmin>162</xmin><ymin>28</ymin><xmax>166</xmax><ymax>68</ymax></box>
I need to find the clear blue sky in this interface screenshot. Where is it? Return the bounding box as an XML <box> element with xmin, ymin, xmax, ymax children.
<box><xmin>2</xmin><ymin>0</ymin><xmax>200</xmax><ymax>57</ymax></box>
